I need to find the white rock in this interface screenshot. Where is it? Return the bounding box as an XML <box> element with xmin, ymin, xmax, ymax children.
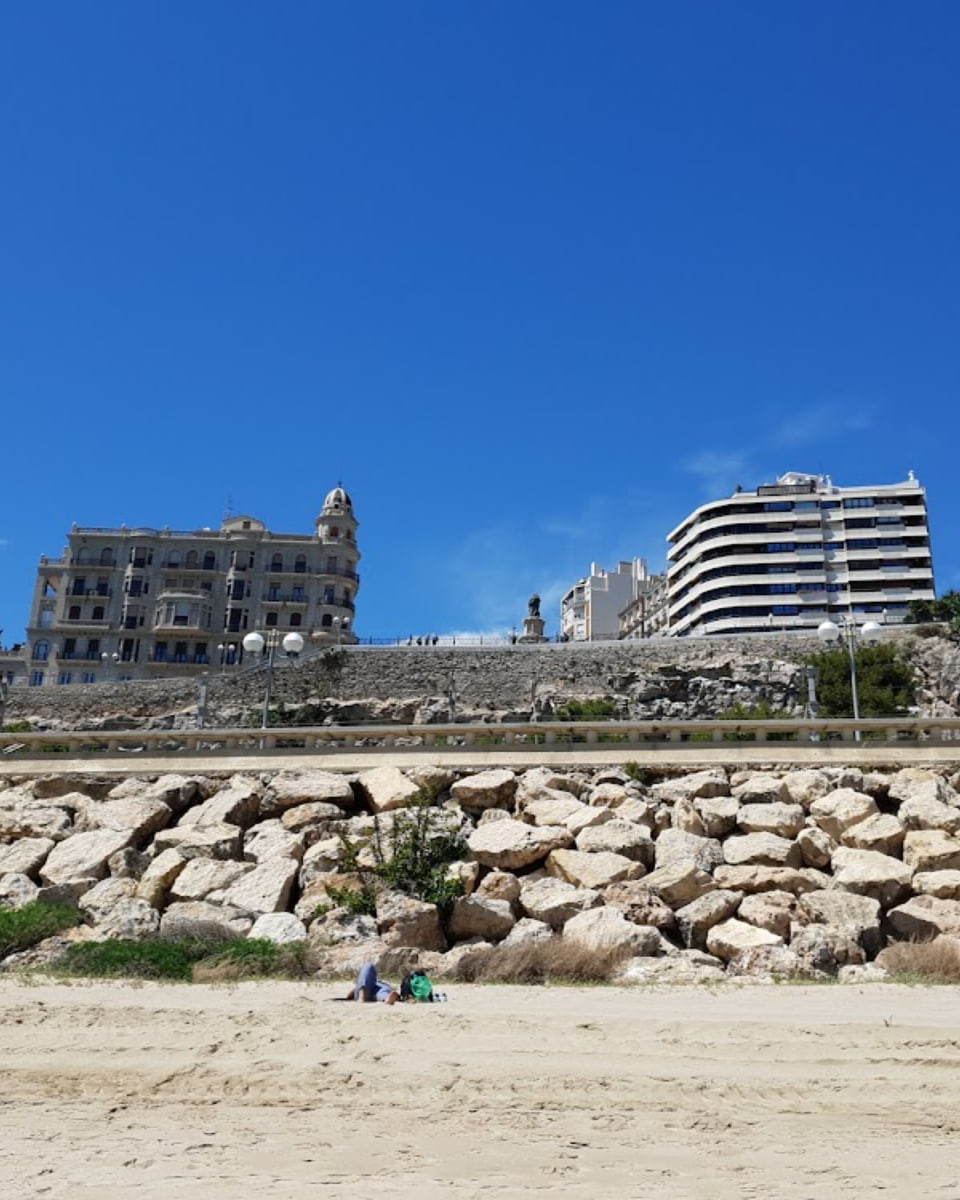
<box><xmin>221</xmin><ymin>857</ymin><xmax>299</xmax><ymax>915</ymax></box>
<box><xmin>40</xmin><ymin>828</ymin><xmax>134</xmax><ymax>887</ymax></box>
<box><xmin>706</xmin><ymin>918</ymin><xmax>782</xmax><ymax>962</ymax></box>
<box><xmin>249</xmin><ymin>912</ymin><xmax>308</xmax><ymax>944</ymax></box>
<box><xmin>563</xmin><ymin>907</ymin><xmax>662</xmax><ymax>956</ymax></box>
<box><xmin>546</xmin><ymin>849</ymin><xmax>643</xmax><ymax>890</ymax></box>
<box><xmin>450</xmin><ymin>769</ymin><xmax>517</xmax><ymax>811</ymax></box>
<box><xmin>469</xmin><ymin>819</ymin><xmax>573</xmax><ymax>870</ymax></box>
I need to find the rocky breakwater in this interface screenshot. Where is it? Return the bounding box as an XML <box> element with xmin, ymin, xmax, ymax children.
<box><xmin>4</xmin><ymin>762</ymin><xmax>960</xmax><ymax>983</ymax></box>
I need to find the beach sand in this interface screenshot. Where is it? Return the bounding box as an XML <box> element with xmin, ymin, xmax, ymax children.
<box><xmin>2</xmin><ymin>977</ymin><xmax>959</xmax><ymax>1198</ymax></box>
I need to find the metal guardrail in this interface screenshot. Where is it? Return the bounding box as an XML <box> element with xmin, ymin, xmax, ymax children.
<box><xmin>2</xmin><ymin>717</ymin><xmax>960</xmax><ymax>759</ymax></box>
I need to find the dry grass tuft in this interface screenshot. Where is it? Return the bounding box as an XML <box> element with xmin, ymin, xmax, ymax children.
<box><xmin>449</xmin><ymin>937</ymin><xmax>630</xmax><ymax>985</ymax></box>
<box><xmin>879</xmin><ymin>936</ymin><xmax>960</xmax><ymax>983</ymax></box>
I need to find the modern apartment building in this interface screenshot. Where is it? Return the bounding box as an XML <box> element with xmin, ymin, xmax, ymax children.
<box><xmin>665</xmin><ymin>471</ymin><xmax>935</xmax><ymax>636</ymax></box>
<box><xmin>560</xmin><ymin>560</ymin><xmax>658</xmax><ymax>641</ymax></box>
<box><xmin>23</xmin><ymin>486</ymin><xmax>360</xmax><ymax>686</ymax></box>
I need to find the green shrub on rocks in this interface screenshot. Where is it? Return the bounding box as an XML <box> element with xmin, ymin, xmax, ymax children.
<box><xmin>336</xmin><ymin>794</ymin><xmax>467</xmax><ymax>917</ymax></box>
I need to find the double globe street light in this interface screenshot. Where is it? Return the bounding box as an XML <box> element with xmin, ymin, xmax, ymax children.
<box><xmin>242</xmin><ymin>629</ymin><xmax>304</xmax><ymax>729</ymax></box>
<box><xmin>816</xmin><ymin>615</ymin><xmax>882</xmax><ymax>741</ymax></box>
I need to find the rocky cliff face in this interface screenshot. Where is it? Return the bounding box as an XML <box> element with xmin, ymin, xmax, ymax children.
<box><xmin>4</xmin><ymin>761</ymin><xmax>960</xmax><ymax>984</ymax></box>
<box><xmin>8</xmin><ymin>632</ymin><xmax>959</xmax><ymax>732</ymax></box>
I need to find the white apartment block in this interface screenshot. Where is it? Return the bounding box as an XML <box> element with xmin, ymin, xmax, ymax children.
<box><xmin>561</xmin><ymin>560</ymin><xmax>654</xmax><ymax>641</ymax></box>
<box><xmin>666</xmin><ymin>471</ymin><xmax>935</xmax><ymax>636</ymax></box>
<box><xmin>618</xmin><ymin>566</ymin><xmax>670</xmax><ymax>639</ymax></box>
<box><xmin>24</xmin><ymin>486</ymin><xmax>360</xmax><ymax>686</ymax></box>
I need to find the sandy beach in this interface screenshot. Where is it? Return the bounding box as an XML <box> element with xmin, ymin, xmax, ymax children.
<box><xmin>2</xmin><ymin>978</ymin><xmax>960</xmax><ymax>1198</ymax></box>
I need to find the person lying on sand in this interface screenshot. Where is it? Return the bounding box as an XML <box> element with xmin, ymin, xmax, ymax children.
<box><xmin>346</xmin><ymin>962</ymin><xmax>400</xmax><ymax>1004</ymax></box>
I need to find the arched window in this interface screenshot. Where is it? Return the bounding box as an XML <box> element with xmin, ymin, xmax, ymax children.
<box><xmin>75</xmin><ymin>547</ymin><xmax>92</xmax><ymax>565</ymax></box>
<box><xmin>185</xmin><ymin>550</ymin><xmax>199</xmax><ymax>568</ymax></box>
<box><xmin>203</xmin><ymin>552</ymin><xmax>216</xmax><ymax>571</ymax></box>
<box><xmin>99</xmin><ymin>548</ymin><xmax>114</xmax><ymax>566</ymax></box>
<box><xmin>294</xmin><ymin>554</ymin><xmax>307</xmax><ymax>574</ymax></box>
<box><xmin>290</xmin><ymin>612</ymin><xmax>302</xmax><ymax>627</ymax></box>
<box><xmin>321</xmin><ymin>613</ymin><xmax>332</xmax><ymax>628</ymax></box>
<box><xmin>271</xmin><ymin>553</ymin><xmax>284</xmax><ymax>573</ymax></box>
<box><xmin>168</xmin><ymin>550</ymin><xmax>181</xmax><ymax>567</ymax></box>
<box><xmin>265</xmin><ymin>612</ymin><xmax>278</xmax><ymax>627</ymax></box>
<box><xmin>68</xmin><ymin>605</ymin><xmax>81</xmax><ymax>620</ymax></box>
<box><xmin>92</xmin><ymin>606</ymin><xmax>105</xmax><ymax>621</ymax></box>
<box><xmin>33</xmin><ymin>641</ymin><xmax>49</xmax><ymax>661</ymax></box>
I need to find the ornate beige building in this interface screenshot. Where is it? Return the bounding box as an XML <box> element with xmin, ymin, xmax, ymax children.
<box><xmin>23</xmin><ymin>487</ymin><xmax>359</xmax><ymax>686</ymax></box>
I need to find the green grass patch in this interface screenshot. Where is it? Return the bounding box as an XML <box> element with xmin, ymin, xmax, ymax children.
<box><xmin>61</xmin><ymin>935</ymin><xmax>228</xmax><ymax>981</ymax></box>
<box><xmin>0</xmin><ymin>902</ymin><xmax>83</xmax><ymax>958</ymax></box>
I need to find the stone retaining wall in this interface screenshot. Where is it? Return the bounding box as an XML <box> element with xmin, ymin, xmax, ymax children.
<box><xmin>9</xmin><ymin>630</ymin><xmax>954</xmax><ymax>729</ymax></box>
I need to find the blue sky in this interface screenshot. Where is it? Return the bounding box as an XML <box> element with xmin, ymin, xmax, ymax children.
<box><xmin>2</xmin><ymin>2</ymin><xmax>958</xmax><ymax>645</ymax></box>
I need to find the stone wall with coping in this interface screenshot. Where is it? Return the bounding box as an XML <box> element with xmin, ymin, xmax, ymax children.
<box><xmin>6</xmin><ymin>630</ymin><xmax>940</xmax><ymax>729</ymax></box>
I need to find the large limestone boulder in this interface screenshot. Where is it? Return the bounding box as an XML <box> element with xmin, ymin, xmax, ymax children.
<box><xmin>562</xmin><ymin>907</ymin><xmax>662</xmax><ymax>956</ymax></box>
<box><xmin>791</xmin><ymin>925</ymin><xmax>864</xmax><ymax>975</ymax></box>
<box><xmin>602</xmin><ymin>880</ymin><xmax>677</xmax><ymax>930</ymax></box>
<box><xmin>732</xmin><ymin>774</ymin><xmax>788</xmax><ymax>804</ymax></box>
<box><xmin>519</xmin><ymin>876</ymin><xmax>601</xmax><ymax>929</ymax></box>
<box><xmin>809</xmin><ymin>789</ymin><xmax>878</xmax><ymax>839</ymax></box>
<box><xmin>135</xmin><ymin>848</ymin><xmax>188</xmax><ymax>907</ymax></box>
<box><xmin>781</xmin><ymin>769</ymin><xmax>833</xmax><ymax>808</ymax></box>
<box><xmin>0</xmin><ymin>874</ymin><xmax>39</xmax><ymax>908</ymax></box>
<box><xmin>153</xmin><ymin>822</ymin><xmax>244</xmax><ymax>861</ymax></box>
<box><xmin>575</xmin><ymin>819</ymin><xmax>653</xmax><ymax>865</ymax></box>
<box><xmin>675</xmin><ymin>890</ymin><xmax>742</xmax><ymax>950</ymax></box>
<box><xmin>886</xmin><ymin>895</ymin><xmax>960</xmax><ymax>940</ymax></box>
<box><xmin>263</xmin><ymin>770</ymin><xmax>357</xmax><ymax>813</ymax></box>
<box><xmin>477</xmin><ymin>869</ymin><xmax>521</xmax><ymax>904</ymax></box>
<box><xmin>898</xmin><ymin>796</ymin><xmax>960</xmax><ymax>835</ymax></box>
<box><xmin>356</xmin><ymin>767</ymin><xmax>422</xmax><ymax>814</ymax></box>
<box><xmin>447</xmin><ymin>895</ymin><xmax>515</xmax><ymax>942</ymax></box>
<box><xmin>888</xmin><ymin>768</ymin><xmax>955</xmax><ymax>807</ymax></box>
<box><xmin>40</xmin><ymin>828</ymin><xmax>133</xmax><ymax>887</ymax></box>
<box><xmin>249</xmin><ymin>913</ymin><xmax>308</xmax><ymax>944</ymax></box>
<box><xmin>522</xmin><ymin>795</ymin><xmax>586</xmax><ymax>827</ymax></box>
<box><xmin>517</xmin><ymin>767</ymin><xmax>583</xmax><ymax>803</ymax></box>
<box><xmin>106</xmin><ymin>774</ymin><xmax>202</xmax><ymax>813</ymax></box>
<box><xmin>830</xmin><ymin>847</ymin><xmax>913</xmax><ymax>907</ymax></box>
<box><xmin>0</xmin><ymin>803</ymin><xmax>72</xmax><ymax>842</ymax></box>
<box><xmin>695</xmin><ymin>796</ymin><xmax>740</xmax><ymax>838</ymax></box>
<box><xmin>468</xmin><ymin>819</ymin><xmax>572</xmax><ymax>870</ymax></box>
<box><xmin>501</xmin><ymin>918</ymin><xmax>554</xmax><ymax>948</ymax></box>
<box><xmin>33</xmin><ymin>773</ymin><xmax>113</xmax><ymax>801</ymax></box>
<box><xmin>912</xmin><ymin>870</ymin><xmax>960</xmax><ymax>899</ymax></box>
<box><xmin>377</xmin><ymin>891</ymin><xmax>446</xmax><ymax>951</ymax></box>
<box><xmin>706</xmin><ymin>918</ymin><xmax>782</xmax><ymax>962</ymax></box>
<box><xmin>451</xmin><ymin>769</ymin><xmax>517</xmax><ymax>812</ymax></box>
<box><xmin>641</xmin><ymin>861</ymin><xmax>716</xmax><ymax>908</ymax></box>
<box><xmin>619</xmin><ymin>953</ymin><xmax>726</xmax><ymax>986</ymax></box>
<box><xmin>840</xmin><ymin>814</ymin><xmax>905</xmax><ymax>856</ymax></box>
<box><xmin>0</xmin><ymin>837</ymin><xmax>54</xmax><ymax>879</ymax></box>
<box><xmin>160</xmin><ymin>900</ymin><xmax>253</xmax><ymax>938</ymax></box>
<box><xmin>902</xmin><ymin>830</ymin><xmax>960</xmax><ymax>873</ymax></box>
<box><xmin>796</xmin><ymin>827</ymin><xmax>836</xmax><ymax>869</ymax></box>
<box><xmin>546</xmin><ymin>849</ymin><xmax>643</xmax><ymax>890</ymax></box>
<box><xmin>178</xmin><ymin>777</ymin><xmax>261</xmax><ymax>829</ymax></box>
<box><xmin>587</xmin><ymin>782</ymin><xmax>632</xmax><ymax>809</ymax></box>
<box><xmin>671</xmin><ymin>799</ymin><xmax>706</xmax><ymax>836</ymax></box>
<box><xmin>737</xmin><ymin>803</ymin><xmax>805</xmax><ymax>838</ymax></box>
<box><xmin>797</xmin><ymin>889</ymin><xmax>882</xmax><ymax>956</ymax></box>
<box><xmin>221</xmin><ymin>857</ymin><xmax>299</xmax><ymax>915</ymax></box>
<box><xmin>651</xmin><ymin>770</ymin><xmax>728</xmax><ymax>803</ymax></box>
<box><xmin>723</xmin><ymin>833</ymin><xmax>801</xmax><ymax>869</ymax></box>
<box><xmin>713</xmin><ymin>865</ymin><xmax>827</xmax><ymax>895</ymax></box>
<box><xmin>306</xmin><ymin>908</ymin><xmax>380</xmax><ymax>947</ymax></box>
<box><xmin>74</xmin><ymin>796</ymin><xmax>171</xmax><ymax>840</ymax></box>
<box><xmin>169</xmin><ymin>858</ymin><xmax>253</xmax><ymax>902</ymax></box>
<box><xmin>727</xmin><ymin>945</ymin><xmax>804</xmax><ymax>980</ymax></box>
<box><xmin>281</xmin><ymin>802</ymin><xmax>348</xmax><ymax>843</ymax></box>
<box><xmin>653</xmin><ymin>829</ymin><xmax>723</xmax><ymax>873</ymax></box>
<box><xmin>243</xmin><ymin>820</ymin><xmax>305</xmax><ymax>864</ymax></box>
<box><xmin>738</xmin><ymin>890</ymin><xmax>797</xmax><ymax>939</ymax></box>
<box><xmin>79</xmin><ymin>878</ymin><xmax>160</xmax><ymax>940</ymax></box>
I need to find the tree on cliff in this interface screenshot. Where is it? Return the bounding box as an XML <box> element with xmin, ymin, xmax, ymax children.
<box><xmin>804</xmin><ymin>643</ymin><xmax>915</xmax><ymax>718</ymax></box>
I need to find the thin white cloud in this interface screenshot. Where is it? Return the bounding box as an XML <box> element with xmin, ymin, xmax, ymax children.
<box><xmin>679</xmin><ymin>450</ymin><xmax>750</xmax><ymax>498</ymax></box>
<box><xmin>769</xmin><ymin>402</ymin><xmax>875</xmax><ymax>451</ymax></box>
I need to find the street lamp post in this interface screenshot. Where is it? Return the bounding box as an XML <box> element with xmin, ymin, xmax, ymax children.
<box><xmin>217</xmin><ymin>642</ymin><xmax>237</xmax><ymax>673</ymax></box>
<box><xmin>242</xmin><ymin>630</ymin><xmax>305</xmax><ymax>729</ymax></box>
<box><xmin>100</xmin><ymin>651</ymin><xmax>120</xmax><ymax>681</ymax></box>
<box><xmin>333</xmin><ymin>616</ymin><xmax>350</xmax><ymax>647</ymax></box>
<box><xmin>816</xmin><ymin>616</ymin><xmax>882</xmax><ymax>741</ymax></box>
